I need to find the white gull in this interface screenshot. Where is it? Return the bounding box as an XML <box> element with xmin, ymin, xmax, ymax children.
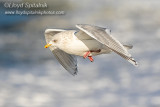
<box><xmin>44</xmin><ymin>24</ymin><xmax>138</xmax><ymax>75</ymax></box>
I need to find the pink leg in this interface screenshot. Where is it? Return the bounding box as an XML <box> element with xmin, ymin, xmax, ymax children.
<box><xmin>83</xmin><ymin>51</ymin><xmax>91</xmax><ymax>59</ymax></box>
<box><xmin>88</xmin><ymin>56</ymin><xmax>94</xmax><ymax>62</ymax></box>
<box><xmin>83</xmin><ymin>50</ymin><xmax>101</xmax><ymax>62</ymax></box>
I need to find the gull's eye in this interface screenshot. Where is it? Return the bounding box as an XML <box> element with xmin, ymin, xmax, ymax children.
<box><xmin>53</xmin><ymin>40</ymin><xmax>57</xmax><ymax>43</ymax></box>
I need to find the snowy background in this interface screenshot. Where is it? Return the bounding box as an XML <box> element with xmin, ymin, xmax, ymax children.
<box><xmin>0</xmin><ymin>0</ymin><xmax>160</xmax><ymax>107</ymax></box>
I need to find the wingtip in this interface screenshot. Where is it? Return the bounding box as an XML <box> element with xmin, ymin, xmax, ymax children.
<box><xmin>73</xmin><ymin>68</ymin><xmax>78</xmax><ymax>76</ymax></box>
<box><xmin>66</xmin><ymin>64</ymin><xmax>78</xmax><ymax>76</ymax></box>
<box><xmin>133</xmin><ymin>61</ymin><xmax>138</xmax><ymax>67</ymax></box>
<box><xmin>135</xmin><ymin>62</ymin><xmax>139</xmax><ymax>67</ymax></box>
<box><xmin>73</xmin><ymin>72</ymin><xmax>78</xmax><ymax>76</ymax></box>
<box><xmin>128</xmin><ymin>57</ymin><xmax>138</xmax><ymax>67</ymax></box>
<box><xmin>70</xmin><ymin>70</ymin><xmax>78</xmax><ymax>76</ymax></box>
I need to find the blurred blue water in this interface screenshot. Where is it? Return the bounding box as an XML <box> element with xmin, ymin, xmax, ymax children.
<box><xmin>0</xmin><ymin>7</ymin><xmax>29</xmax><ymax>29</ymax></box>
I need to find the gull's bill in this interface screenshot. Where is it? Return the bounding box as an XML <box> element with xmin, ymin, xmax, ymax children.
<box><xmin>45</xmin><ymin>29</ymin><xmax>78</xmax><ymax>75</ymax></box>
<box><xmin>76</xmin><ymin>24</ymin><xmax>138</xmax><ymax>66</ymax></box>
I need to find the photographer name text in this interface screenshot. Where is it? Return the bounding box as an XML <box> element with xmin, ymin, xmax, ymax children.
<box><xmin>4</xmin><ymin>2</ymin><xmax>48</xmax><ymax>9</ymax></box>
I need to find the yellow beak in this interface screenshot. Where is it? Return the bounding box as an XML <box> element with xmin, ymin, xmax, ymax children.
<box><xmin>44</xmin><ymin>44</ymin><xmax>52</xmax><ymax>48</ymax></box>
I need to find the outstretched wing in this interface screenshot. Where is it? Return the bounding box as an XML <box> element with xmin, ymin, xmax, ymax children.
<box><xmin>52</xmin><ymin>49</ymin><xmax>78</xmax><ymax>75</ymax></box>
<box><xmin>45</xmin><ymin>29</ymin><xmax>78</xmax><ymax>75</ymax></box>
<box><xmin>76</xmin><ymin>24</ymin><xmax>138</xmax><ymax>66</ymax></box>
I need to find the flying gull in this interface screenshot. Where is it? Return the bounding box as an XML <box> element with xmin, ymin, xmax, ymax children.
<box><xmin>44</xmin><ymin>24</ymin><xmax>138</xmax><ymax>75</ymax></box>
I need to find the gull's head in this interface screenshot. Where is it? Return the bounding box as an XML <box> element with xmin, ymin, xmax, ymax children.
<box><xmin>44</xmin><ymin>39</ymin><xmax>59</xmax><ymax>48</ymax></box>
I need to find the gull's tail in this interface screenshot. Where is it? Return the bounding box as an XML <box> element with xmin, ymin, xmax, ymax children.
<box><xmin>123</xmin><ymin>44</ymin><xmax>133</xmax><ymax>50</ymax></box>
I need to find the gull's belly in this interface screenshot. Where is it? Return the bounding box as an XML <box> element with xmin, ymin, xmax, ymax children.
<box><xmin>62</xmin><ymin>39</ymin><xmax>103</xmax><ymax>56</ymax></box>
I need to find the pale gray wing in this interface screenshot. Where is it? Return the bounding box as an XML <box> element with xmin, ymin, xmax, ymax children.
<box><xmin>76</xmin><ymin>24</ymin><xmax>138</xmax><ymax>66</ymax></box>
<box><xmin>52</xmin><ymin>49</ymin><xmax>78</xmax><ymax>75</ymax></box>
<box><xmin>45</xmin><ymin>29</ymin><xmax>78</xmax><ymax>75</ymax></box>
